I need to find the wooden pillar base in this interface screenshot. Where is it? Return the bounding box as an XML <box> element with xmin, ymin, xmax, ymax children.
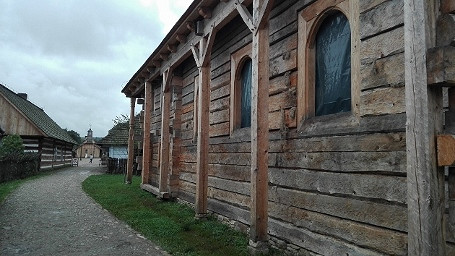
<box><xmin>248</xmin><ymin>240</ymin><xmax>268</xmax><ymax>255</ymax></box>
<box><xmin>194</xmin><ymin>213</ymin><xmax>209</xmax><ymax>220</ymax></box>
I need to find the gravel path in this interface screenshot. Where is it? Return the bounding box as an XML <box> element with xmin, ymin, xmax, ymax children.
<box><xmin>0</xmin><ymin>165</ymin><xmax>168</xmax><ymax>256</ymax></box>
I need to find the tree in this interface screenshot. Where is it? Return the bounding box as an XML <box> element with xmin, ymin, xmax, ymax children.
<box><xmin>64</xmin><ymin>129</ymin><xmax>82</xmax><ymax>144</ymax></box>
<box><xmin>112</xmin><ymin>114</ymin><xmax>129</xmax><ymax>126</ymax></box>
<box><xmin>0</xmin><ymin>134</ymin><xmax>24</xmax><ymax>157</ymax></box>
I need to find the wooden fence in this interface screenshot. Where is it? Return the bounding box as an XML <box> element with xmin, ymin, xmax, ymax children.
<box><xmin>106</xmin><ymin>158</ymin><xmax>127</xmax><ymax>174</ymax></box>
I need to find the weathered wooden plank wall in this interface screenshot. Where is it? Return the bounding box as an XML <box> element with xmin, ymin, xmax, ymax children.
<box><xmin>137</xmin><ymin>0</ymin><xmax>454</xmax><ymax>254</ymax></box>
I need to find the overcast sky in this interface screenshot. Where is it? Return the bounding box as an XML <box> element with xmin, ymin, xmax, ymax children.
<box><xmin>0</xmin><ymin>0</ymin><xmax>191</xmax><ymax>138</ymax></box>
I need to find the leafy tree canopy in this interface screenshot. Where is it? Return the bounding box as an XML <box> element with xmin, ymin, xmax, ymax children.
<box><xmin>64</xmin><ymin>129</ymin><xmax>82</xmax><ymax>144</ymax></box>
<box><xmin>112</xmin><ymin>114</ymin><xmax>129</xmax><ymax>126</ymax></box>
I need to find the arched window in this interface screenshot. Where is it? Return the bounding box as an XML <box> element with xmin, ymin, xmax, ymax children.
<box><xmin>230</xmin><ymin>43</ymin><xmax>252</xmax><ymax>134</ymax></box>
<box><xmin>315</xmin><ymin>12</ymin><xmax>351</xmax><ymax>116</ymax></box>
<box><xmin>240</xmin><ymin>58</ymin><xmax>252</xmax><ymax>128</ymax></box>
<box><xmin>297</xmin><ymin>0</ymin><xmax>359</xmax><ymax>126</ymax></box>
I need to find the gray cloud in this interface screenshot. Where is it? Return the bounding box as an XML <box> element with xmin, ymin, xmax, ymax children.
<box><xmin>0</xmin><ymin>0</ymin><xmax>180</xmax><ymax>138</ymax></box>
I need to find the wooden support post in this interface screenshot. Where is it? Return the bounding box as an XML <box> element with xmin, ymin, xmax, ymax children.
<box><xmin>159</xmin><ymin>71</ymin><xmax>172</xmax><ymax>198</ymax></box>
<box><xmin>195</xmin><ymin>36</ymin><xmax>211</xmax><ymax>218</ymax></box>
<box><xmin>404</xmin><ymin>0</ymin><xmax>446</xmax><ymax>255</ymax></box>
<box><xmin>126</xmin><ymin>97</ymin><xmax>136</xmax><ymax>184</ymax></box>
<box><xmin>249</xmin><ymin>0</ymin><xmax>274</xmax><ymax>254</ymax></box>
<box><xmin>142</xmin><ymin>82</ymin><xmax>153</xmax><ymax>185</ymax></box>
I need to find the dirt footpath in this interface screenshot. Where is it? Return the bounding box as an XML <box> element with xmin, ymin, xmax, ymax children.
<box><xmin>0</xmin><ymin>166</ymin><xmax>167</xmax><ymax>256</ymax></box>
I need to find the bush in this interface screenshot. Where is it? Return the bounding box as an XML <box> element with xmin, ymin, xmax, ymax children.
<box><xmin>0</xmin><ymin>135</ymin><xmax>24</xmax><ymax>157</ymax></box>
<box><xmin>0</xmin><ymin>135</ymin><xmax>40</xmax><ymax>183</ymax></box>
<box><xmin>0</xmin><ymin>152</ymin><xmax>40</xmax><ymax>182</ymax></box>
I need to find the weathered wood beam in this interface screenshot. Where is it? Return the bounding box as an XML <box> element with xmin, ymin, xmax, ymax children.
<box><xmin>186</xmin><ymin>21</ymin><xmax>195</xmax><ymax>32</ymax></box>
<box><xmin>191</xmin><ymin>44</ymin><xmax>201</xmax><ymax>67</ymax></box>
<box><xmin>158</xmin><ymin>0</ymin><xmax>252</xmax><ymax>74</ymax></box>
<box><xmin>198</xmin><ymin>6</ymin><xmax>212</xmax><ymax>19</ymax></box>
<box><xmin>159</xmin><ymin>53</ymin><xmax>168</xmax><ymax>61</ymax></box>
<box><xmin>126</xmin><ymin>97</ymin><xmax>136</xmax><ymax>184</ymax></box>
<box><xmin>404</xmin><ymin>0</ymin><xmax>446</xmax><ymax>254</ymax></box>
<box><xmin>194</xmin><ymin>35</ymin><xmax>213</xmax><ymax>218</ymax></box>
<box><xmin>131</xmin><ymin>82</ymin><xmax>145</xmax><ymax>98</ymax></box>
<box><xmin>159</xmin><ymin>70</ymin><xmax>172</xmax><ymax>198</ymax></box>
<box><xmin>167</xmin><ymin>44</ymin><xmax>177</xmax><ymax>53</ymax></box>
<box><xmin>152</xmin><ymin>60</ymin><xmax>161</xmax><ymax>68</ymax></box>
<box><xmin>176</xmin><ymin>33</ymin><xmax>187</xmax><ymax>44</ymax></box>
<box><xmin>248</xmin><ymin>0</ymin><xmax>274</xmax><ymax>254</ymax></box>
<box><xmin>234</xmin><ymin>0</ymin><xmax>255</xmax><ymax>32</ymax></box>
<box><xmin>427</xmin><ymin>45</ymin><xmax>455</xmax><ymax>86</ymax></box>
<box><xmin>141</xmin><ymin>81</ymin><xmax>153</xmax><ymax>185</ymax></box>
<box><xmin>442</xmin><ymin>0</ymin><xmax>455</xmax><ymax>14</ymax></box>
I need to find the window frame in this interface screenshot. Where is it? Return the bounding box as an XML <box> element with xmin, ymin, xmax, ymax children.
<box><xmin>230</xmin><ymin>43</ymin><xmax>252</xmax><ymax>135</ymax></box>
<box><xmin>297</xmin><ymin>0</ymin><xmax>360</xmax><ymax>127</ymax></box>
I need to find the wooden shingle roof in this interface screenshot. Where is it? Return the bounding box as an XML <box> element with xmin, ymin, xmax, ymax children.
<box><xmin>98</xmin><ymin>115</ymin><xmax>141</xmax><ymax>146</ymax></box>
<box><xmin>0</xmin><ymin>84</ymin><xmax>77</xmax><ymax>144</ymax></box>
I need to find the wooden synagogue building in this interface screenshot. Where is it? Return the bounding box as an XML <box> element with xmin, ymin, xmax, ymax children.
<box><xmin>121</xmin><ymin>0</ymin><xmax>455</xmax><ymax>255</ymax></box>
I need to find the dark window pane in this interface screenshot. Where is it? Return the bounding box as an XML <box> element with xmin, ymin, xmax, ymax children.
<box><xmin>315</xmin><ymin>12</ymin><xmax>351</xmax><ymax>116</ymax></box>
<box><xmin>240</xmin><ymin>58</ymin><xmax>252</xmax><ymax>128</ymax></box>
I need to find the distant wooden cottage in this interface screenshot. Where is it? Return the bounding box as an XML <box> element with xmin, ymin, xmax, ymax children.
<box><xmin>0</xmin><ymin>84</ymin><xmax>76</xmax><ymax>169</ymax></box>
<box><xmin>121</xmin><ymin>1</ymin><xmax>455</xmax><ymax>255</ymax></box>
<box><xmin>98</xmin><ymin>116</ymin><xmax>141</xmax><ymax>159</ymax></box>
<box><xmin>75</xmin><ymin>128</ymin><xmax>102</xmax><ymax>158</ymax></box>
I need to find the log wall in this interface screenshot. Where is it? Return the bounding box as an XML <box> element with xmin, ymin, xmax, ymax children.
<box><xmin>39</xmin><ymin>138</ymin><xmax>72</xmax><ymax>170</ymax></box>
<box><xmin>139</xmin><ymin>0</ymin><xmax>454</xmax><ymax>254</ymax></box>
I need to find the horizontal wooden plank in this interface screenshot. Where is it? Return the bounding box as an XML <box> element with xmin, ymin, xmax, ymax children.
<box><xmin>270</xmin><ymin>151</ymin><xmax>406</xmax><ymax>173</ymax></box>
<box><xmin>269</xmin><ymin>202</ymin><xmax>406</xmax><ymax>255</ymax></box>
<box><xmin>271</xmin><ymin>132</ymin><xmax>406</xmax><ymax>152</ymax></box>
<box><xmin>269</xmin><ymin>167</ymin><xmax>406</xmax><ymax>204</ymax></box>
<box><xmin>268</xmin><ymin>218</ymin><xmax>384</xmax><ymax>256</ymax></box>
<box><xmin>298</xmin><ymin>113</ymin><xmax>406</xmax><ymax>137</ymax></box>
<box><xmin>269</xmin><ymin>187</ymin><xmax>407</xmax><ymax>232</ymax></box>
<box><xmin>208</xmin><ymin>176</ymin><xmax>250</xmax><ymax>196</ymax></box>
<box><xmin>207</xmin><ymin>197</ymin><xmax>250</xmax><ymax>225</ymax></box>
<box><xmin>360</xmin><ymin>0</ymin><xmax>403</xmax><ymax>39</ymax></box>
<box><xmin>208</xmin><ymin>186</ymin><xmax>250</xmax><ymax>209</ymax></box>
<box><xmin>360</xmin><ymin>86</ymin><xmax>405</xmax><ymax>116</ymax></box>
<box><xmin>361</xmin><ymin>26</ymin><xmax>404</xmax><ymax>61</ymax></box>
<box><xmin>360</xmin><ymin>52</ymin><xmax>404</xmax><ymax>91</ymax></box>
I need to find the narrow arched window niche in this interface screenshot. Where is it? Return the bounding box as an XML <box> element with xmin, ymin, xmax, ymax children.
<box><xmin>314</xmin><ymin>12</ymin><xmax>351</xmax><ymax>116</ymax></box>
<box><xmin>297</xmin><ymin>0</ymin><xmax>360</xmax><ymax>130</ymax></box>
<box><xmin>230</xmin><ymin>43</ymin><xmax>253</xmax><ymax>135</ymax></box>
<box><xmin>240</xmin><ymin>58</ymin><xmax>252</xmax><ymax>128</ymax></box>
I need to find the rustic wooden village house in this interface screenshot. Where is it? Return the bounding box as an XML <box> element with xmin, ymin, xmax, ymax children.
<box><xmin>0</xmin><ymin>84</ymin><xmax>76</xmax><ymax>169</ymax></box>
<box><xmin>121</xmin><ymin>0</ymin><xmax>455</xmax><ymax>254</ymax></box>
<box><xmin>98</xmin><ymin>115</ymin><xmax>142</xmax><ymax>160</ymax></box>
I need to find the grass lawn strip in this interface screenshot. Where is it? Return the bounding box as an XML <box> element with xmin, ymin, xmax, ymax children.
<box><xmin>82</xmin><ymin>174</ymin><xmax>251</xmax><ymax>256</ymax></box>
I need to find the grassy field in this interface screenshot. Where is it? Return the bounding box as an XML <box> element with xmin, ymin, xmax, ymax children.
<box><xmin>82</xmin><ymin>174</ymin><xmax>253</xmax><ymax>256</ymax></box>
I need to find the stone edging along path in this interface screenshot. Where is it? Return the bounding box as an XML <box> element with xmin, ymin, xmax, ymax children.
<box><xmin>0</xmin><ymin>166</ymin><xmax>168</xmax><ymax>256</ymax></box>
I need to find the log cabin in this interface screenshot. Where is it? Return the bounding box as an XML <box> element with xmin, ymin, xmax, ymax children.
<box><xmin>121</xmin><ymin>0</ymin><xmax>455</xmax><ymax>254</ymax></box>
<box><xmin>0</xmin><ymin>84</ymin><xmax>76</xmax><ymax>169</ymax></box>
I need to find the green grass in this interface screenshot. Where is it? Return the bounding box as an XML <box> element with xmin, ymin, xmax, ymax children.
<box><xmin>0</xmin><ymin>170</ymin><xmax>56</xmax><ymax>203</ymax></box>
<box><xmin>82</xmin><ymin>174</ymin><xmax>251</xmax><ymax>256</ymax></box>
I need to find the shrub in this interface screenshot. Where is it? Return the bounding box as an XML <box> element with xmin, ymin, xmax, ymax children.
<box><xmin>0</xmin><ymin>135</ymin><xmax>24</xmax><ymax>157</ymax></box>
